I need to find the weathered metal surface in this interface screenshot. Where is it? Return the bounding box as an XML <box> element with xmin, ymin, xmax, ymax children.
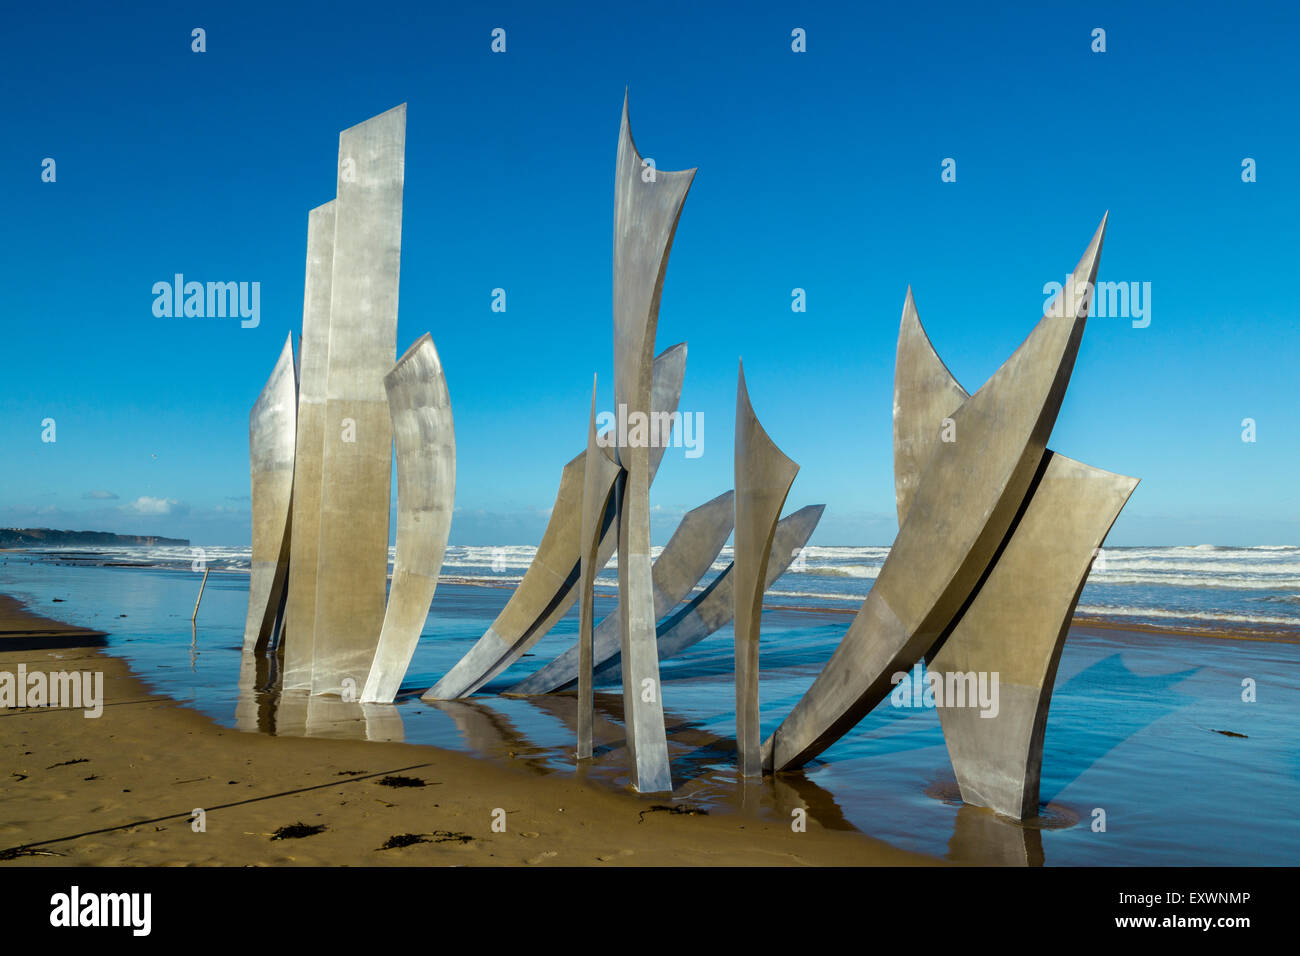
<box><xmin>312</xmin><ymin>105</ymin><xmax>406</xmax><ymax>697</ymax></box>
<box><xmin>611</xmin><ymin>93</ymin><xmax>696</xmax><ymax>793</ymax></box>
<box><xmin>243</xmin><ymin>333</ymin><xmax>297</xmax><ymax>656</ymax></box>
<box><xmin>281</xmin><ymin>200</ymin><xmax>335</xmax><ymax>690</ymax></box>
<box><xmin>895</xmin><ymin>297</ymin><xmax>1136</xmax><ymax>818</ymax></box>
<box><xmin>733</xmin><ymin>362</ymin><xmax>799</xmax><ymax>776</ymax></box>
<box><xmin>423</xmin><ymin>343</ymin><xmax>686</xmax><ymax>700</ymax></box>
<box><xmin>763</xmin><ymin>216</ymin><xmax>1108</xmax><ymax>772</ymax></box>
<box><xmin>503</xmin><ymin>488</ymin><xmax>735</xmax><ymax>697</ymax></box>
<box><xmin>360</xmin><ymin>334</ymin><xmax>455</xmax><ymax>703</ymax></box>
<box><xmin>577</xmin><ymin>377</ymin><xmax>623</xmax><ymax>758</ymax></box>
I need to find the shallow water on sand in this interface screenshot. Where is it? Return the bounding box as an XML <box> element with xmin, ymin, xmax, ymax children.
<box><xmin>3</xmin><ymin>554</ymin><xmax>1298</xmax><ymax>866</ymax></box>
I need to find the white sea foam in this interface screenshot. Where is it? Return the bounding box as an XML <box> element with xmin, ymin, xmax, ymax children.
<box><xmin>13</xmin><ymin>541</ymin><xmax>1297</xmax><ymax>634</ymax></box>
<box><xmin>1075</xmin><ymin>604</ymin><xmax>1299</xmax><ymax>629</ymax></box>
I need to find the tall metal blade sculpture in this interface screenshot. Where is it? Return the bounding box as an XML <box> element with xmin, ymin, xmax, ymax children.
<box><xmin>733</xmin><ymin>362</ymin><xmax>799</xmax><ymax>776</ymax></box>
<box><xmin>763</xmin><ymin>215</ymin><xmax>1108</xmax><ymax>772</ymax></box>
<box><xmin>243</xmin><ymin>333</ymin><xmax>297</xmax><ymax>655</ymax></box>
<box><xmin>577</xmin><ymin>377</ymin><xmax>623</xmax><ymax>758</ymax></box>
<box><xmin>653</xmin><ymin>505</ymin><xmax>824</xmax><ymax>664</ymax></box>
<box><xmin>361</xmin><ymin>334</ymin><xmax>456</xmax><ymax>703</ymax></box>
<box><xmin>312</xmin><ymin>104</ymin><xmax>406</xmax><ymax>697</ymax></box>
<box><xmin>930</xmin><ymin>454</ymin><xmax>1135</xmax><ymax>817</ymax></box>
<box><xmin>612</xmin><ymin>92</ymin><xmax>696</xmax><ymax>792</ymax></box>
<box><xmin>281</xmin><ymin>200</ymin><xmax>335</xmax><ymax>690</ymax></box>
<box><xmin>424</xmin><ymin>343</ymin><xmax>686</xmax><ymax>700</ymax></box>
<box><xmin>503</xmin><ymin>488</ymin><xmax>736</xmax><ymax>697</ymax></box>
<box><xmin>894</xmin><ymin>292</ymin><xmax>1137</xmax><ymax>818</ymax></box>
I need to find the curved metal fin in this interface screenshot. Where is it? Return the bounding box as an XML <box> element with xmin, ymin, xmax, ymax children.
<box><xmin>361</xmin><ymin>333</ymin><xmax>455</xmax><ymax>703</ymax></box>
<box><xmin>612</xmin><ymin>93</ymin><xmax>695</xmax><ymax>793</ymax></box>
<box><xmin>733</xmin><ymin>361</ymin><xmax>799</xmax><ymax>776</ymax></box>
<box><xmin>764</xmin><ymin>216</ymin><xmax>1108</xmax><ymax>772</ymax></box>
<box><xmin>502</xmin><ymin>488</ymin><xmax>736</xmax><ymax>697</ymax></box>
<box><xmin>578</xmin><ymin>375</ymin><xmax>623</xmax><ymax>758</ymax></box>
<box><xmin>893</xmin><ymin>283</ymin><xmax>1139</xmax><ymax>817</ymax></box>
<box><xmin>424</xmin><ymin>343</ymin><xmax>687</xmax><ymax>700</ymax></box>
<box><xmin>893</xmin><ymin>287</ymin><xmax>969</xmax><ymax>526</ymax></box>
<box><xmin>654</xmin><ymin>504</ymin><xmax>824</xmax><ymax>664</ymax></box>
<box><xmin>243</xmin><ymin>333</ymin><xmax>297</xmax><ymax>656</ymax></box>
<box><xmin>930</xmin><ymin>452</ymin><xmax>1137</xmax><ymax>818</ymax></box>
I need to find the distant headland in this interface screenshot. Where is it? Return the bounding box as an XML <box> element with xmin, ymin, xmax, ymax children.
<box><xmin>0</xmin><ymin>528</ymin><xmax>190</xmax><ymax>548</ymax></box>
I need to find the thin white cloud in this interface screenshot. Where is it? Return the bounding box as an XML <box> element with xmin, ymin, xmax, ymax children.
<box><xmin>123</xmin><ymin>496</ymin><xmax>182</xmax><ymax>516</ymax></box>
<box><xmin>82</xmin><ymin>490</ymin><xmax>119</xmax><ymax>500</ymax></box>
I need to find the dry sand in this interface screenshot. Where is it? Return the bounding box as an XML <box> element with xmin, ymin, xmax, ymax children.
<box><xmin>0</xmin><ymin>596</ymin><xmax>931</xmax><ymax>867</ymax></box>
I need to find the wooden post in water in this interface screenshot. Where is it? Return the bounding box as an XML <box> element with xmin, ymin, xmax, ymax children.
<box><xmin>191</xmin><ymin>567</ymin><xmax>210</xmax><ymax>623</ymax></box>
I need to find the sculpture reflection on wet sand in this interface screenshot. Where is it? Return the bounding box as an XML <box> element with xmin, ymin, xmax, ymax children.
<box><xmin>240</xmin><ymin>95</ymin><xmax>1136</xmax><ymax>817</ymax></box>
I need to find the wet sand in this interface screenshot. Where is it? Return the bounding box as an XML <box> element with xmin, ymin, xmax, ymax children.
<box><xmin>0</xmin><ymin>596</ymin><xmax>931</xmax><ymax>867</ymax></box>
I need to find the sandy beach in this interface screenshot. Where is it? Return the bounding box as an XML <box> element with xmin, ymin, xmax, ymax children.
<box><xmin>0</xmin><ymin>595</ymin><xmax>931</xmax><ymax>867</ymax></box>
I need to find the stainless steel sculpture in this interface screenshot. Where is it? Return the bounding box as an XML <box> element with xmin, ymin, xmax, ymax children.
<box><xmin>610</xmin><ymin>93</ymin><xmax>696</xmax><ymax>793</ymax></box>
<box><xmin>503</xmin><ymin>488</ymin><xmax>736</xmax><ymax>697</ymax></box>
<box><xmin>733</xmin><ymin>362</ymin><xmax>799</xmax><ymax>776</ymax></box>
<box><xmin>312</xmin><ymin>104</ymin><xmax>406</xmax><ymax>697</ymax></box>
<box><xmin>576</xmin><ymin>377</ymin><xmax>622</xmax><ymax>758</ymax></box>
<box><xmin>242</xmin><ymin>333</ymin><xmax>297</xmax><ymax>655</ymax></box>
<box><xmin>654</xmin><ymin>505</ymin><xmax>824</xmax><ymax>664</ymax></box>
<box><xmin>424</xmin><ymin>344</ymin><xmax>686</xmax><ymax>700</ymax></box>
<box><xmin>281</xmin><ymin>200</ymin><xmax>335</xmax><ymax>690</ymax></box>
<box><xmin>361</xmin><ymin>334</ymin><xmax>456</xmax><ymax>703</ymax></box>
<box><xmin>506</xmin><ymin>505</ymin><xmax>821</xmax><ymax>693</ymax></box>
<box><xmin>233</xmin><ymin>98</ymin><xmax>1141</xmax><ymax>826</ymax></box>
<box><xmin>763</xmin><ymin>216</ymin><xmax>1108</xmax><ymax>772</ymax></box>
<box><xmin>931</xmin><ymin>454</ymin><xmax>1134</xmax><ymax>817</ymax></box>
<box><xmin>895</xmin><ymin>293</ymin><xmax>1137</xmax><ymax>818</ymax></box>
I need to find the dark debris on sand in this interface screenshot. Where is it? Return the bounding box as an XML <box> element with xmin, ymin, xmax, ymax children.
<box><xmin>0</xmin><ymin>846</ymin><xmax>65</xmax><ymax>861</ymax></box>
<box><xmin>378</xmin><ymin>830</ymin><xmax>472</xmax><ymax>850</ymax></box>
<box><xmin>637</xmin><ymin>804</ymin><xmax>709</xmax><ymax>823</ymax></box>
<box><xmin>376</xmin><ymin>775</ymin><xmax>426</xmax><ymax>788</ymax></box>
<box><xmin>379</xmin><ymin>833</ymin><xmax>429</xmax><ymax>850</ymax></box>
<box><xmin>270</xmin><ymin>822</ymin><xmax>327</xmax><ymax>840</ymax></box>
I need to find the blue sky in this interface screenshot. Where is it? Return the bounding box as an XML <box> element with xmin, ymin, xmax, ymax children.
<box><xmin>2</xmin><ymin>0</ymin><xmax>1296</xmax><ymax>546</ymax></box>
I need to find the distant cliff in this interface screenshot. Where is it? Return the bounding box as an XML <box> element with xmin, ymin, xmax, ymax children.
<box><xmin>0</xmin><ymin>528</ymin><xmax>190</xmax><ymax>548</ymax></box>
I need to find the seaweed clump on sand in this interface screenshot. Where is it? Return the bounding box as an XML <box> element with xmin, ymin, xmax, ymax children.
<box><xmin>378</xmin><ymin>831</ymin><xmax>472</xmax><ymax>850</ymax></box>
<box><xmin>271</xmin><ymin>822</ymin><xmax>326</xmax><ymax>840</ymax></box>
<box><xmin>637</xmin><ymin>804</ymin><xmax>709</xmax><ymax>823</ymax></box>
<box><xmin>376</xmin><ymin>775</ymin><xmax>426</xmax><ymax>788</ymax></box>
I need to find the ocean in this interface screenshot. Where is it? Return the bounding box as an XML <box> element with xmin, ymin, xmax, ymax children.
<box><xmin>22</xmin><ymin>541</ymin><xmax>1300</xmax><ymax>638</ymax></box>
<box><xmin>1</xmin><ymin>543</ymin><xmax>1297</xmax><ymax>865</ymax></box>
